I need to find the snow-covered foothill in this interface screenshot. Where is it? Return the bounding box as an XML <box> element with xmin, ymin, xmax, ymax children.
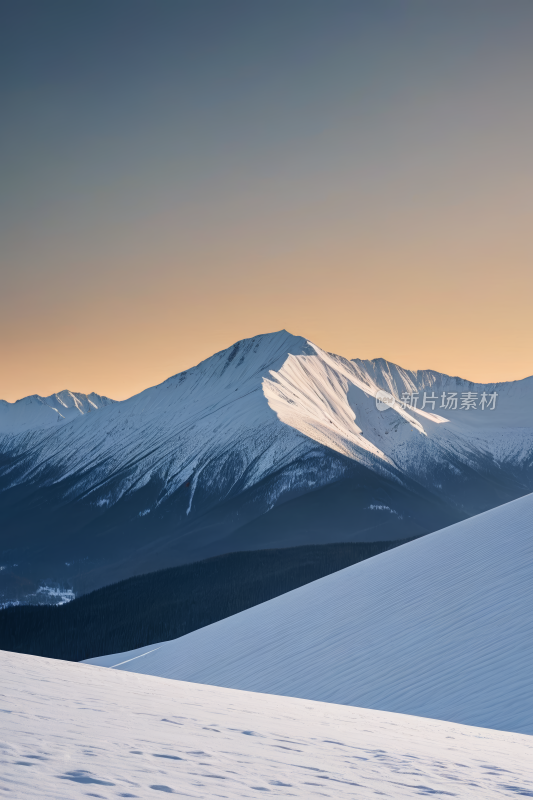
<box><xmin>87</xmin><ymin>492</ymin><xmax>533</xmax><ymax>735</ymax></box>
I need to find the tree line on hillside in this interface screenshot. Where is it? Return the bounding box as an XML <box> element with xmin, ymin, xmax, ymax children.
<box><xmin>0</xmin><ymin>540</ymin><xmax>409</xmax><ymax>663</ymax></box>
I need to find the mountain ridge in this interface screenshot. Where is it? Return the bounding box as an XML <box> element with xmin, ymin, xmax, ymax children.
<box><xmin>0</xmin><ymin>390</ymin><xmax>115</xmax><ymax>434</ymax></box>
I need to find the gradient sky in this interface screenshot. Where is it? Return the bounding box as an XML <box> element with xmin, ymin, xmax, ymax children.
<box><xmin>2</xmin><ymin>1</ymin><xmax>533</xmax><ymax>402</ymax></box>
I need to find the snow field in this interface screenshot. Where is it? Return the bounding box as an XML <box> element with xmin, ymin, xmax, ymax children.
<box><xmin>2</xmin><ymin>649</ymin><xmax>533</xmax><ymax>799</ymax></box>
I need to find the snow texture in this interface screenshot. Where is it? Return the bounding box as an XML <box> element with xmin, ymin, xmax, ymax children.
<box><xmin>2</xmin><ymin>649</ymin><xmax>533</xmax><ymax>799</ymax></box>
<box><xmin>87</xmin><ymin>492</ymin><xmax>533</xmax><ymax>735</ymax></box>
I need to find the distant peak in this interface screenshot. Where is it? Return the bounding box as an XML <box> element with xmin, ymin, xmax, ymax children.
<box><xmin>0</xmin><ymin>391</ymin><xmax>115</xmax><ymax>435</ymax></box>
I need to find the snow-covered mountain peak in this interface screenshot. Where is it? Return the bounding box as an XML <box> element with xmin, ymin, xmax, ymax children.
<box><xmin>158</xmin><ymin>329</ymin><xmax>314</xmax><ymax>391</ymax></box>
<box><xmin>0</xmin><ymin>330</ymin><xmax>328</xmax><ymax>520</ymax></box>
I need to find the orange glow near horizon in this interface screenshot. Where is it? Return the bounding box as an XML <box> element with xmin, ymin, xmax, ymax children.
<box><xmin>2</xmin><ymin>225</ymin><xmax>532</xmax><ymax>402</ymax></box>
<box><xmin>3</xmin><ymin>152</ymin><xmax>532</xmax><ymax>400</ymax></box>
<box><xmin>2</xmin><ymin>3</ymin><xmax>533</xmax><ymax>402</ymax></box>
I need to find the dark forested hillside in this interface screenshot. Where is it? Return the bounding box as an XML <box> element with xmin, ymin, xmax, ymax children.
<box><xmin>0</xmin><ymin>541</ymin><xmax>409</xmax><ymax>663</ymax></box>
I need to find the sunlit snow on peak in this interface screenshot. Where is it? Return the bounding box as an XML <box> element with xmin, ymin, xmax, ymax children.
<box><xmin>263</xmin><ymin>341</ymin><xmax>431</xmax><ymax>465</ymax></box>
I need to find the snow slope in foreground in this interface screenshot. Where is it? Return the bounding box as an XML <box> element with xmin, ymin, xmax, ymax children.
<box><xmin>87</xmin><ymin>492</ymin><xmax>533</xmax><ymax>735</ymax></box>
<box><xmin>2</xmin><ymin>651</ymin><xmax>533</xmax><ymax>800</ymax></box>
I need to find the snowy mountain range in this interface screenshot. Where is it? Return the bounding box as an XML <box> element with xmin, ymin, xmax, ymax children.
<box><xmin>87</xmin><ymin>492</ymin><xmax>533</xmax><ymax>736</ymax></box>
<box><xmin>1</xmin><ymin>330</ymin><xmax>533</xmax><ymax>604</ymax></box>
